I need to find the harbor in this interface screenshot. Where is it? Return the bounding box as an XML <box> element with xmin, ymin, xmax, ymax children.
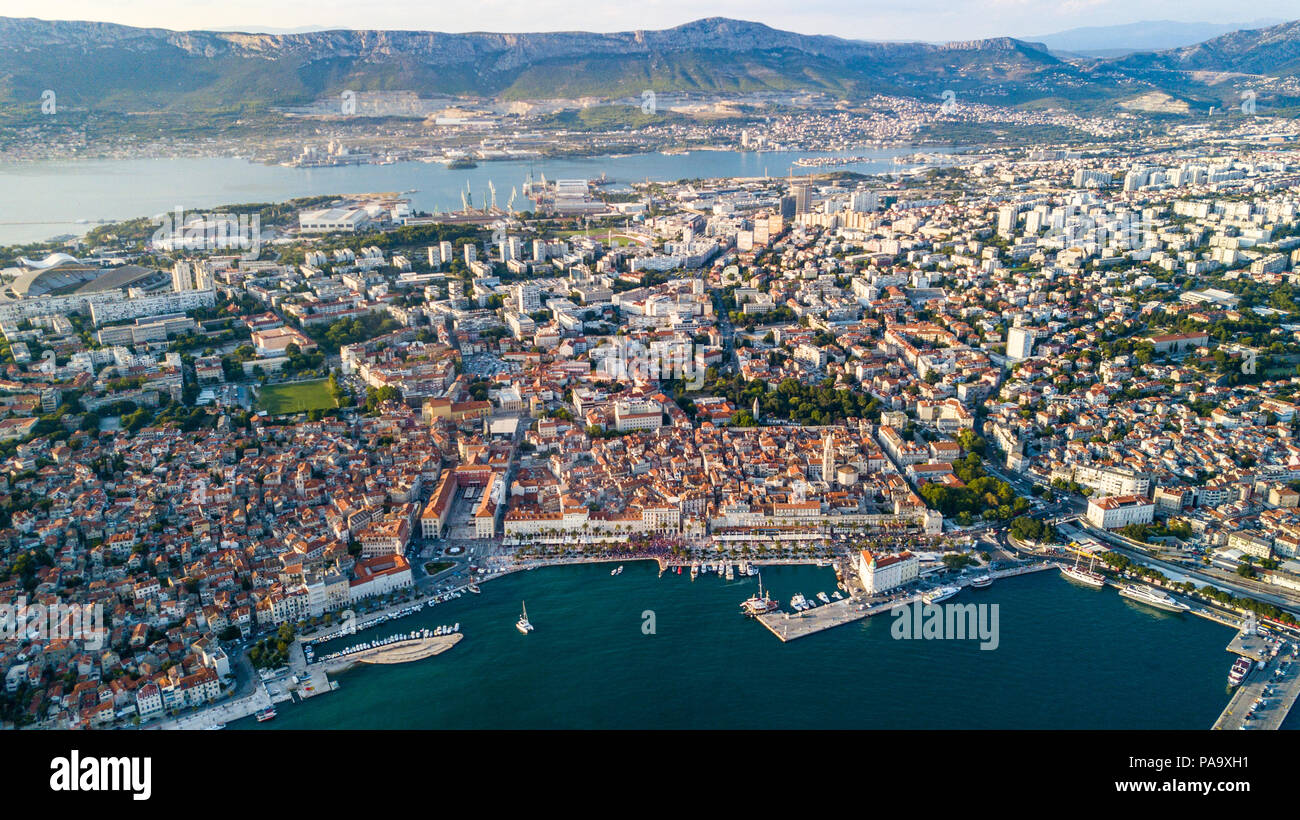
<box><xmin>238</xmin><ymin>562</ymin><xmax>1253</xmax><ymax>730</ymax></box>
<box><xmin>756</xmin><ymin>562</ymin><xmax>1054</xmax><ymax>642</ymax></box>
<box><xmin>319</xmin><ymin>633</ymin><xmax>464</xmax><ymax>671</ymax></box>
<box><xmin>1213</xmin><ymin>628</ymin><xmax>1300</xmax><ymax>730</ymax></box>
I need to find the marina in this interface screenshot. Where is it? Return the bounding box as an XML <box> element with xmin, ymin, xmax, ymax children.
<box><xmin>240</xmin><ymin>562</ymin><xmax>1253</xmax><ymax>730</ymax></box>
<box><xmin>756</xmin><ymin>563</ymin><xmax>1054</xmax><ymax>642</ymax></box>
<box><xmin>1214</xmin><ymin>630</ymin><xmax>1300</xmax><ymax>730</ymax></box>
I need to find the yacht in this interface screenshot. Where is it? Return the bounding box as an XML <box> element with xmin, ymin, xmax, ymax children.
<box><xmin>1117</xmin><ymin>584</ymin><xmax>1190</xmax><ymax>613</ymax></box>
<box><xmin>790</xmin><ymin>593</ymin><xmax>808</xmax><ymax>610</ymax></box>
<box><xmin>1229</xmin><ymin>656</ymin><xmax>1252</xmax><ymax>687</ymax></box>
<box><xmin>970</xmin><ymin>575</ymin><xmax>993</xmax><ymax>589</ymax></box>
<box><xmin>611</xmin><ymin>565</ymin><xmax>623</xmax><ymax>576</ymax></box>
<box><xmin>725</xmin><ymin>563</ymin><xmax>735</xmax><ymax>580</ymax></box>
<box><xmin>467</xmin><ymin>583</ymin><xmax>481</xmax><ymax>594</ymax></box>
<box><xmin>923</xmin><ymin>586</ymin><xmax>959</xmax><ymax>605</ymax></box>
<box><xmin>817</xmin><ymin>591</ymin><xmax>831</xmax><ymax>603</ymax></box>
<box><xmin>516</xmin><ymin>601</ymin><xmax>534</xmax><ymax>634</ymax></box>
<box><xmin>255</xmin><ymin>707</ymin><xmax>277</xmax><ymax>723</ymax></box>
<box><xmin>741</xmin><ymin>575</ymin><xmax>781</xmax><ymax>616</ymax></box>
<box><xmin>690</xmin><ymin>563</ymin><xmax>700</xmax><ymax>580</ymax></box>
<box><xmin>1061</xmin><ymin>551</ymin><xmax>1106</xmax><ymax>588</ymax></box>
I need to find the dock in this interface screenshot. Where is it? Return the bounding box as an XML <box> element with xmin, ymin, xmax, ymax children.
<box><xmin>756</xmin><ymin>562</ymin><xmax>1053</xmax><ymax>642</ymax></box>
<box><xmin>318</xmin><ymin>633</ymin><xmax>463</xmax><ymax>673</ymax></box>
<box><xmin>1212</xmin><ymin>635</ymin><xmax>1300</xmax><ymax>730</ymax></box>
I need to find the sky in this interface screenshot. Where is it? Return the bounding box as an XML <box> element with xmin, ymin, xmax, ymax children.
<box><xmin>0</xmin><ymin>0</ymin><xmax>1295</xmax><ymax>42</ymax></box>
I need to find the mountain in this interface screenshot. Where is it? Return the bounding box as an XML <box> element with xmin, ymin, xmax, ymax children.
<box><xmin>1028</xmin><ymin>19</ymin><xmax>1284</xmax><ymax>58</ymax></box>
<box><xmin>0</xmin><ymin>15</ymin><xmax>1297</xmax><ymax>115</ymax></box>
<box><xmin>0</xmin><ymin>16</ymin><xmax>1073</xmax><ymax>110</ymax></box>
<box><xmin>1108</xmin><ymin>19</ymin><xmax>1300</xmax><ymax>75</ymax></box>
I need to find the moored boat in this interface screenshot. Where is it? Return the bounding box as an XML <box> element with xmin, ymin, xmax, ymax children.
<box><xmin>1229</xmin><ymin>656</ymin><xmax>1252</xmax><ymax>687</ymax></box>
<box><xmin>1118</xmin><ymin>584</ymin><xmax>1190</xmax><ymax>613</ymax></box>
<box><xmin>1061</xmin><ymin>550</ymin><xmax>1106</xmax><ymax>588</ymax></box>
<box><xmin>923</xmin><ymin>586</ymin><xmax>959</xmax><ymax>605</ymax></box>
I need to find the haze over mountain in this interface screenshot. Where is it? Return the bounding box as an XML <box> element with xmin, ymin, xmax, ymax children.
<box><xmin>1028</xmin><ymin>19</ymin><xmax>1285</xmax><ymax>57</ymax></box>
<box><xmin>0</xmin><ymin>15</ymin><xmax>1296</xmax><ymax>114</ymax></box>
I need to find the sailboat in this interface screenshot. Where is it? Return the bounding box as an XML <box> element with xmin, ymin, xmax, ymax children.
<box><xmin>741</xmin><ymin>574</ymin><xmax>780</xmax><ymax>616</ymax></box>
<box><xmin>1060</xmin><ymin>549</ymin><xmax>1106</xmax><ymax>588</ymax></box>
<box><xmin>516</xmin><ymin>601</ymin><xmax>534</xmax><ymax>634</ymax></box>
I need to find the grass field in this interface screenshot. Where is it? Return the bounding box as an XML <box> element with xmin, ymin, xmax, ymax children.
<box><xmin>256</xmin><ymin>379</ymin><xmax>337</xmax><ymax>415</ymax></box>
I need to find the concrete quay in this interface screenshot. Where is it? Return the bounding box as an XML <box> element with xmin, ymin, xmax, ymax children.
<box><xmin>755</xmin><ymin>562</ymin><xmax>1053</xmax><ymax>642</ymax></box>
<box><xmin>318</xmin><ymin>632</ymin><xmax>463</xmax><ymax>673</ymax></box>
<box><xmin>1213</xmin><ymin>636</ymin><xmax>1300</xmax><ymax>730</ymax></box>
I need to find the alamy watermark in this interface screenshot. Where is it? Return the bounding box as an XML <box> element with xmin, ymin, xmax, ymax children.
<box><xmin>591</xmin><ymin>336</ymin><xmax>706</xmax><ymax>389</ymax></box>
<box><xmin>0</xmin><ymin>597</ymin><xmax>106</xmax><ymax>651</ymax></box>
<box><xmin>151</xmin><ymin>206</ymin><xmax>261</xmax><ymax>260</ymax></box>
<box><xmin>890</xmin><ymin>600</ymin><xmax>999</xmax><ymax>650</ymax></box>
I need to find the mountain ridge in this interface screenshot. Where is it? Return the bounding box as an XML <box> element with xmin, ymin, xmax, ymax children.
<box><xmin>0</xmin><ymin>15</ymin><xmax>1295</xmax><ymax>112</ymax></box>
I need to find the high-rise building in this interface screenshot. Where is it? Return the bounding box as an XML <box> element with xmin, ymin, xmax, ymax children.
<box><xmin>792</xmin><ymin>184</ymin><xmax>811</xmax><ymax>215</ymax></box>
<box><xmin>1007</xmin><ymin>326</ymin><xmax>1035</xmax><ymax>360</ymax></box>
<box><xmin>513</xmin><ymin>282</ymin><xmax>541</xmax><ymax>313</ymax></box>
<box><xmin>171</xmin><ymin>261</ymin><xmax>194</xmax><ymax>292</ymax></box>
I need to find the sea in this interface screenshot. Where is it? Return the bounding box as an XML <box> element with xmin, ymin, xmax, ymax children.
<box><xmin>235</xmin><ymin>562</ymin><xmax>1292</xmax><ymax>730</ymax></box>
<box><xmin>0</xmin><ymin>148</ymin><xmax>943</xmax><ymax>247</ymax></box>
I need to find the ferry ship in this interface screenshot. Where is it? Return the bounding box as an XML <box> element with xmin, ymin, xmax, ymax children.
<box><xmin>1229</xmin><ymin>656</ymin><xmax>1252</xmax><ymax>687</ymax></box>
<box><xmin>1061</xmin><ymin>551</ymin><xmax>1106</xmax><ymax>588</ymax></box>
<box><xmin>1117</xmin><ymin>584</ymin><xmax>1190</xmax><ymax>613</ymax></box>
<box><xmin>970</xmin><ymin>575</ymin><xmax>993</xmax><ymax>589</ymax></box>
<box><xmin>516</xmin><ymin>601</ymin><xmax>534</xmax><ymax>634</ymax></box>
<box><xmin>923</xmin><ymin>586</ymin><xmax>959</xmax><ymax>605</ymax></box>
<box><xmin>741</xmin><ymin>576</ymin><xmax>781</xmax><ymax>616</ymax></box>
<box><xmin>255</xmin><ymin>707</ymin><xmax>277</xmax><ymax>723</ymax></box>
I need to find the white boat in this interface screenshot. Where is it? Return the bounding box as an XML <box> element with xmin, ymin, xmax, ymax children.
<box><xmin>725</xmin><ymin>563</ymin><xmax>735</xmax><ymax>580</ymax></box>
<box><xmin>1117</xmin><ymin>584</ymin><xmax>1190</xmax><ymax>613</ymax></box>
<box><xmin>516</xmin><ymin>601</ymin><xmax>534</xmax><ymax>633</ymax></box>
<box><xmin>832</xmin><ymin>591</ymin><xmax>843</xmax><ymax>599</ymax></box>
<box><xmin>1060</xmin><ymin>551</ymin><xmax>1106</xmax><ymax>588</ymax></box>
<box><xmin>970</xmin><ymin>575</ymin><xmax>993</xmax><ymax>589</ymax></box>
<box><xmin>817</xmin><ymin>591</ymin><xmax>830</xmax><ymax>603</ymax></box>
<box><xmin>467</xmin><ymin>584</ymin><xmax>481</xmax><ymax>594</ymax></box>
<box><xmin>1229</xmin><ymin>656</ymin><xmax>1252</xmax><ymax>687</ymax></box>
<box><xmin>790</xmin><ymin>593</ymin><xmax>808</xmax><ymax>610</ymax></box>
<box><xmin>923</xmin><ymin>586</ymin><xmax>959</xmax><ymax>605</ymax></box>
<box><xmin>740</xmin><ymin>575</ymin><xmax>781</xmax><ymax>616</ymax></box>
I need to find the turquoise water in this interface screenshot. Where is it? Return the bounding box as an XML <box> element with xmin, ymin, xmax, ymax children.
<box><xmin>238</xmin><ymin>563</ymin><xmax>1257</xmax><ymax>730</ymax></box>
<box><xmin>0</xmin><ymin>148</ymin><xmax>933</xmax><ymax>245</ymax></box>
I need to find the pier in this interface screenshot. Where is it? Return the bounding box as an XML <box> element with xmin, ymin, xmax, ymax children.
<box><xmin>318</xmin><ymin>633</ymin><xmax>463</xmax><ymax>673</ymax></box>
<box><xmin>756</xmin><ymin>562</ymin><xmax>1053</xmax><ymax>642</ymax></box>
<box><xmin>1212</xmin><ymin>633</ymin><xmax>1300</xmax><ymax>730</ymax></box>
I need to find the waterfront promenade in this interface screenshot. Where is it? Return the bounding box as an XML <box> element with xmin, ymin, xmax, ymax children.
<box><xmin>756</xmin><ymin>562</ymin><xmax>1053</xmax><ymax>642</ymax></box>
<box><xmin>147</xmin><ymin>683</ymin><xmax>274</xmax><ymax>730</ymax></box>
